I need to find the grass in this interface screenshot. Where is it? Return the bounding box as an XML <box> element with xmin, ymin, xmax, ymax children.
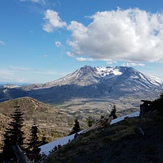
<box><xmin>43</xmin><ymin>112</ymin><xmax>163</xmax><ymax>162</ymax></box>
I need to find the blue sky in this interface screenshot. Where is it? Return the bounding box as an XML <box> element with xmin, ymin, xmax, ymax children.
<box><xmin>1</xmin><ymin>0</ymin><xmax>163</xmax><ymax>84</ymax></box>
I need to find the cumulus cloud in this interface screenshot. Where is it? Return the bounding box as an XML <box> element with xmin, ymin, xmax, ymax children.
<box><xmin>0</xmin><ymin>40</ymin><xmax>5</xmax><ymax>46</ymax></box>
<box><xmin>43</xmin><ymin>10</ymin><xmax>67</xmax><ymax>32</ymax></box>
<box><xmin>67</xmin><ymin>8</ymin><xmax>163</xmax><ymax>63</ymax></box>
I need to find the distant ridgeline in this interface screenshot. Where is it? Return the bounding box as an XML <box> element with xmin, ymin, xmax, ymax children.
<box><xmin>140</xmin><ymin>93</ymin><xmax>163</xmax><ymax>116</ymax></box>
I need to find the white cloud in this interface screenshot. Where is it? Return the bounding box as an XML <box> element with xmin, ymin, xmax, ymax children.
<box><xmin>66</xmin><ymin>52</ymin><xmax>74</xmax><ymax>57</ymax></box>
<box><xmin>106</xmin><ymin>60</ymin><xmax>117</xmax><ymax>65</ymax></box>
<box><xmin>76</xmin><ymin>57</ymin><xmax>94</xmax><ymax>61</ymax></box>
<box><xmin>20</xmin><ymin>0</ymin><xmax>47</xmax><ymax>5</ymax></box>
<box><xmin>0</xmin><ymin>69</ymin><xmax>26</xmax><ymax>83</ymax></box>
<box><xmin>124</xmin><ymin>62</ymin><xmax>145</xmax><ymax>67</ymax></box>
<box><xmin>55</xmin><ymin>41</ymin><xmax>62</xmax><ymax>47</ymax></box>
<box><xmin>9</xmin><ymin>66</ymin><xmax>34</xmax><ymax>71</ymax></box>
<box><xmin>67</xmin><ymin>8</ymin><xmax>163</xmax><ymax>63</ymax></box>
<box><xmin>43</xmin><ymin>10</ymin><xmax>67</xmax><ymax>32</ymax></box>
<box><xmin>0</xmin><ymin>40</ymin><xmax>5</xmax><ymax>46</ymax></box>
<box><xmin>66</xmin><ymin>52</ymin><xmax>94</xmax><ymax>61</ymax></box>
<box><xmin>31</xmin><ymin>0</ymin><xmax>45</xmax><ymax>3</ymax></box>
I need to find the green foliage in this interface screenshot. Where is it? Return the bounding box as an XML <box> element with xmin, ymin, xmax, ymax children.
<box><xmin>2</xmin><ymin>106</ymin><xmax>25</xmax><ymax>161</ymax></box>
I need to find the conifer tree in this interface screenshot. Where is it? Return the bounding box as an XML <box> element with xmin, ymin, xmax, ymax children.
<box><xmin>69</xmin><ymin>119</ymin><xmax>81</xmax><ymax>135</ymax></box>
<box><xmin>2</xmin><ymin>106</ymin><xmax>25</xmax><ymax>161</ymax></box>
<box><xmin>27</xmin><ymin>123</ymin><xmax>41</xmax><ymax>161</ymax></box>
<box><xmin>27</xmin><ymin>124</ymin><xmax>40</xmax><ymax>153</ymax></box>
<box><xmin>109</xmin><ymin>105</ymin><xmax>118</xmax><ymax>119</ymax></box>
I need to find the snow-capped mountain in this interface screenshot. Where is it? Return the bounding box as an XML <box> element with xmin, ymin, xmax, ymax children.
<box><xmin>40</xmin><ymin>66</ymin><xmax>125</xmax><ymax>88</ymax></box>
<box><xmin>39</xmin><ymin>65</ymin><xmax>162</xmax><ymax>89</ymax></box>
<box><xmin>3</xmin><ymin>84</ymin><xmax>20</xmax><ymax>89</ymax></box>
<box><xmin>23</xmin><ymin>65</ymin><xmax>162</xmax><ymax>103</ymax></box>
<box><xmin>0</xmin><ymin>65</ymin><xmax>163</xmax><ymax>103</ymax></box>
<box><xmin>42</xmin><ymin>66</ymin><xmax>100</xmax><ymax>87</ymax></box>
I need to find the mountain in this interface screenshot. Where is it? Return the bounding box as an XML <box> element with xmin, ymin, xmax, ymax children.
<box><xmin>24</xmin><ymin>65</ymin><xmax>163</xmax><ymax>89</ymax></box>
<box><xmin>24</xmin><ymin>66</ymin><xmax>163</xmax><ymax>103</ymax></box>
<box><xmin>0</xmin><ymin>66</ymin><xmax>162</xmax><ymax>115</ymax></box>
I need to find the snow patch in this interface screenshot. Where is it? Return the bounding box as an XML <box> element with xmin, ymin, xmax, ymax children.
<box><xmin>40</xmin><ymin>111</ymin><xmax>140</xmax><ymax>155</ymax></box>
<box><xmin>96</xmin><ymin>67</ymin><xmax>122</xmax><ymax>77</ymax></box>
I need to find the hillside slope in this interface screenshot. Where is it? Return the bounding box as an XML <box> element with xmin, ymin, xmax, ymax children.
<box><xmin>0</xmin><ymin>97</ymin><xmax>76</xmax><ymax>151</ymax></box>
<box><xmin>44</xmin><ymin>95</ymin><xmax>163</xmax><ymax>163</ymax></box>
<box><xmin>44</xmin><ymin>113</ymin><xmax>163</xmax><ymax>163</ymax></box>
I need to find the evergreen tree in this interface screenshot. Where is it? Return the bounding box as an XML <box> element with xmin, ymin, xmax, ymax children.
<box><xmin>27</xmin><ymin>123</ymin><xmax>41</xmax><ymax>161</ymax></box>
<box><xmin>69</xmin><ymin>119</ymin><xmax>81</xmax><ymax>135</ymax></box>
<box><xmin>27</xmin><ymin>124</ymin><xmax>40</xmax><ymax>152</ymax></box>
<box><xmin>109</xmin><ymin>105</ymin><xmax>118</xmax><ymax>119</ymax></box>
<box><xmin>2</xmin><ymin>106</ymin><xmax>25</xmax><ymax>161</ymax></box>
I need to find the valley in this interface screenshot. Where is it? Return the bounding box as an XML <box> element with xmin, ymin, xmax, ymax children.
<box><xmin>57</xmin><ymin>97</ymin><xmax>140</xmax><ymax>119</ymax></box>
<box><xmin>0</xmin><ymin>96</ymin><xmax>139</xmax><ymax>152</ymax></box>
<box><xmin>0</xmin><ymin>65</ymin><xmax>162</xmax><ymax>154</ymax></box>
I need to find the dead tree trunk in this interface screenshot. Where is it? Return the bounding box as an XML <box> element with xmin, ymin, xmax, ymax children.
<box><xmin>13</xmin><ymin>145</ymin><xmax>33</xmax><ymax>163</ymax></box>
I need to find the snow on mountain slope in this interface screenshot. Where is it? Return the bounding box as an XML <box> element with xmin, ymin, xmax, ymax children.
<box><xmin>147</xmin><ymin>75</ymin><xmax>163</xmax><ymax>87</ymax></box>
<box><xmin>0</xmin><ymin>65</ymin><xmax>157</xmax><ymax>105</ymax></box>
<box><xmin>40</xmin><ymin>66</ymin><xmax>124</xmax><ymax>88</ymax></box>
<box><xmin>40</xmin><ymin>111</ymin><xmax>140</xmax><ymax>155</ymax></box>
<box><xmin>96</xmin><ymin>66</ymin><xmax>122</xmax><ymax>77</ymax></box>
<box><xmin>23</xmin><ymin>66</ymin><xmax>162</xmax><ymax>92</ymax></box>
<box><xmin>40</xmin><ymin>66</ymin><xmax>98</xmax><ymax>88</ymax></box>
<box><xmin>41</xmin><ymin>66</ymin><xmax>162</xmax><ymax>89</ymax></box>
<box><xmin>40</xmin><ymin>133</ymin><xmax>75</xmax><ymax>155</ymax></box>
<box><xmin>21</xmin><ymin>65</ymin><xmax>163</xmax><ymax>104</ymax></box>
<box><xmin>110</xmin><ymin>111</ymin><xmax>139</xmax><ymax>125</ymax></box>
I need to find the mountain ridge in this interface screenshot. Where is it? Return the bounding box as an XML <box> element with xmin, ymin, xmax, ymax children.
<box><xmin>28</xmin><ymin>66</ymin><xmax>162</xmax><ymax>89</ymax></box>
<box><xmin>0</xmin><ymin>66</ymin><xmax>162</xmax><ymax>106</ymax></box>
